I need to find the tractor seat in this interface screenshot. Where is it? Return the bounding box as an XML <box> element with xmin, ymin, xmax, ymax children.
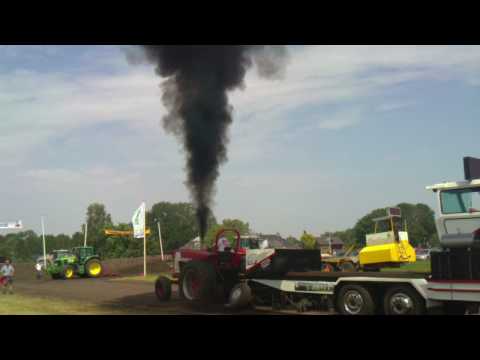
<box><xmin>218</xmin><ymin>249</ymin><xmax>234</xmax><ymax>265</ymax></box>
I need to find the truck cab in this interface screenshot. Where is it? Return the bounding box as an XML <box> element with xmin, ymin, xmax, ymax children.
<box><xmin>426</xmin><ymin>157</ymin><xmax>480</xmax><ymax>312</ymax></box>
<box><xmin>427</xmin><ymin>180</ymin><xmax>480</xmax><ymax>248</ymax></box>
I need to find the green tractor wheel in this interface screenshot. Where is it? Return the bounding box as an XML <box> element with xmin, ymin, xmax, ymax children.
<box><xmin>62</xmin><ymin>265</ymin><xmax>75</xmax><ymax>280</ymax></box>
<box><xmin>85</xmin><ymin>259</ymin><xmax>103</xmax><ymax>278</ymax></box>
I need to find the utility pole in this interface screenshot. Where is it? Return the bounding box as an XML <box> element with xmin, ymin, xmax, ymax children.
<box><xmin>41</xmin><ymin>216</ymin><xmax>47</xmax><ymax>269</ymax></box>
<box><xmin>84</xmin><ymin>222</ymin><xmax>88</xmax><ymax>247</ymax></box>
<box><xmin>156</xmin><ymin>220</ymin><xmax>164</xmax><ymax>261</ymax></box>
<box><xmin>144</xmin><ymin>202</ymin><xmax>147</xmax><ymax>277</ymax></box>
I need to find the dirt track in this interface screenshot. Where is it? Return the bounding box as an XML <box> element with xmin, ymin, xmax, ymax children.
<box><xmin>14</xmin><ymin>277</ymin><xmax>223</xmax><ymax>314</ymax></box>
<box><xmin>11</xmin><ymin>258</ymin><xmax>331</xmax><ymax>315</ymax></box>
<box><xmin>14</xmin><ymin>277</ymin><xmax>317</xmax><ymax>315</ymax></box>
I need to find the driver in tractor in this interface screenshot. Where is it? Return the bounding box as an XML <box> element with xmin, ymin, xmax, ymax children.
<box><xmin>218</xmin><ymin>236</ymin><xmax>230</xmax><ymax>252</ymax></box>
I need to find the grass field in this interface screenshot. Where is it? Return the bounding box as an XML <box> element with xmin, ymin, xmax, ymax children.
<box><xmin>115</xmin><ymin>274</ymin><xmax>164</xmax><ymax>283</ymax></box>
<box><xmin>0</xmin><ymin>294</ymin><xmax>122</xmax><ymax>315</ymax></box>
<box><xmin>0</xmin><ymin>293</ymin><xmax>178</xmax><ymax>315</ymax></box>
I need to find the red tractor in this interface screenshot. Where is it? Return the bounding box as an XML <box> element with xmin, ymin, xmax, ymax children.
<box><xmin>155</xmin><ymin>228</ymin><xmax>323</xmax><ymax>308</ymax></box>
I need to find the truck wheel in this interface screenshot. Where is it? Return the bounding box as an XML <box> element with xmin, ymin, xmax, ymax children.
<box><xmin>337</xmin><ymin>285</ymin><xmax>375</xmax><ymax>315</ymax></box>
<box><xmin>155</xmin><ymin>276</ymin><xmax>172</xmax><ymax>302</ymax></box>
<box><xmin>179</xmin><ymin>261</ymin><xmax>216</xmax><ymax>303</ymax></box>
<box><xmin>85</xmin><ymin>259</ymin><xmax>103</xmax><ymax>278</ymax></box>
<box><xmin>383</xmin><ymin>285</ymin><xmax>425</xmax><ymax>315</ymax></box>
<box><xmin>339</xmin><ymin>262</ymin><xmax>355</xmax><ymax>272</ymax></box>
<box><xmin>62</xmin><ymin>265</ymin><xmax>75</xmax><ymax>280</ymax></box>
<box><xmin>227</xmin><ymin>283</ymin><xmax>252</xmax><ymax>310</ymax></box>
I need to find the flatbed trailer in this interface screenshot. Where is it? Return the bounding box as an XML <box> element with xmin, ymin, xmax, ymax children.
<box><xmin>239</xmin><ymin>270</ymin><xmax>438</xmax><ymax>315</ymax></box>
<box><xmin>242</xmin><ymin>270</ymin><xmax>480</xmax><ymax>314</ymax></box>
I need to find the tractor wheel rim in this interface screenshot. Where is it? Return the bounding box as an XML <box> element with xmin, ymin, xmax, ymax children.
<box><xmin>389</xmin><ymin>293</ymin><xmax>413</xmax><ymax>315</ymax></box>
<box><xmin>65</xmin><ymin>269</ymin><xmax>73</xmax><ymax>278</ymax></box>
<box><xmin>231</xmin><ymin>287</ymin><xmax>242</xmax><ymax>302</ymax></box>
<box><xmin>156</xmin><ymin>284</ymin><xmax>164</xmax><ymax>297</ymax></box>
<box><xmin>89</xmin><ymin>263</ymin><xmax>101</xmax><ymax>276</ymax></box>
<box><xmin>344</xmin><ymin>290</ymin><xmax>364</xmax><ymax>314</ymax></box>
<box><xmin>183</xmin><ymin>270</ymin><xmax>200</xmax><ymax>300</ymax></box>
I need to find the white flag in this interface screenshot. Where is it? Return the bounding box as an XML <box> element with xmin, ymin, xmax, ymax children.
<box><xmin>132</xmin><ymin>202</ymin><xmax>146</xmax><ymax>239</ymax></box>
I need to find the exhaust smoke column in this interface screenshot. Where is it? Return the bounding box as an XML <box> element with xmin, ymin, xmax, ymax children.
<box><xmin>138</xmin><ymin>45</ymin><xmax>288</xmax><ymax>240</ymax></box>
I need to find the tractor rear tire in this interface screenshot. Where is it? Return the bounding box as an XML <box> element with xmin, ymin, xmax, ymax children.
<box><xmin>62</xmin><ymin>265</ymin><xmax>75</xmax><ymax>280</ymax></box>
<box><xmin>85</xmin><ymin>259</ymin><xmax>103</xmax><ymax>278</ymax></box>
<box><xmin>51</xmin><ymin>273</ymin><xmax>61</xmax><ymax>280</ymax></box>
<box><xmin>226</xmin><ymin>283</ymin><xmax>252</xmax><ymax>310</ymax></box>
<box><xmin>155</xmin><ymin>276</ymin><xmax>172</xmax><ymax>302</ymax></box>
<box><xmin>179</xmin><ymin>261</ymin><xmax>217</xmax><ymax>303</ymax></box>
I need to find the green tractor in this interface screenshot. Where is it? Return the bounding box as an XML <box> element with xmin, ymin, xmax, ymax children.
<box><xmin>46</xmin><ymin>246</ymin><xmax>103</xmax><ymax>280</ymax></box>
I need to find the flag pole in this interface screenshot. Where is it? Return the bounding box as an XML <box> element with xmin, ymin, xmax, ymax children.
<box><xmin>157</xmin><ymin>220</ymin><xmax>164</xmax><ymax>261</ymax></box>
<box><xmin>144</xmin><ymin>202</ymin><xmax>147</xmax><ymax>277</ymax></box>
<box><xmin>41</xmin><ymin>216</ymin><xmax>47</xmax><ymax>269</ymax></box>
<box><xmin>84</xmin><ymin>222</ymin><xmax>88</xmax><ymax>247</ymax></box>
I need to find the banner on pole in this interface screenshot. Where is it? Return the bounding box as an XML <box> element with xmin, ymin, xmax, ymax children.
<box><xmin>132</xmin><ymin>203</ymin><xmax>146</xmax><ymax>239</ymax></box>
<box><xmin>0</xmin><ymin>221</ymin><xmax>22</xmax><ymax>230</ymax></box>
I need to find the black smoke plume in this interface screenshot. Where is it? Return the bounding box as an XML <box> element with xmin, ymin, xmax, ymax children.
<box><xmin>133</xmin><ymin>45</ymin><xmax>288</xmax><ymax>239</ymax></box>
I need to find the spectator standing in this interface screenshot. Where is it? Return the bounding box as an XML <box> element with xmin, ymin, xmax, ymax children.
<box><xmin>1</xmin><ymin>259</ymin><xmax>15</xmax><ymax>294</ymax></box>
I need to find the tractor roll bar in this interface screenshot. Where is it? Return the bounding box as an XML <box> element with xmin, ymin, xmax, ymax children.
<box><xmin>214</xmin><ymin>228</ymin><xmax>241</xmax><ymax>252</ymax></box>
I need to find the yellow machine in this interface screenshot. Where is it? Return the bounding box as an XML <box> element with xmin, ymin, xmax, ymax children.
<box><xmin>104</xmin><ymin>229</ymin><xmax>151</xmax><ymax>236</ymax></box>
<box><xmin>358</xmin><ymin>207</ymin><xmax>416</xmax><ymax>269</ymax></box>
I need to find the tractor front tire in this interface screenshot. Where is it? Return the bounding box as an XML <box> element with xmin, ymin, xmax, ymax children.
<box><xmin>179</xmin><ymin>261</ymin><xmax>217</xmax><ymax>303</ymax></box>
<box><xmin>155</xmin><ymin>276</ymin><xmax>172</xmax><ymax>302</ymax></box>
<box><xmin>85</xmin><ymin>259</ymin><xmax>103</xmax><ymax>278</ymax></box>
<box><xmin>62</xmin><ymin>265</ymin><xmax>75</xmax><ymax>280</ymax></box>
<box><xmin>226</xmin><ymin>283</ymin><xmax>252</xmax><ymax>310</ymax></box>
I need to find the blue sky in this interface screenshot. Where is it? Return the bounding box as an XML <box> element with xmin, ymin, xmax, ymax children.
<box><xmin>1</xmin><ymin>45</ymin><xmax>480</xmax><ymax>237</ymax></box>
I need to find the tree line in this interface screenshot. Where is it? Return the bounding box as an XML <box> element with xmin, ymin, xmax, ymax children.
<box><xmin>0</xmin><ymin>201</ymin><xmax>438</xmax><ymax>262</ymax></box>
<box><xmin>0</xmin><ymin>202</ymin><xmax>251</xmax><ymax>262</ymax></box>
<box><xmin>301</xmin><ymin>203</ymin><xmax>438</xmax><ymax>249</ymax></box>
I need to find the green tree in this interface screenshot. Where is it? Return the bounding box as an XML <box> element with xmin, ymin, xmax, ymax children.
<box><xmin>333</xmin><ymin>228</ymin><xmax>357</xmax><ymax>246</ymax></box>
<box><xmin>101</xmin><ymin>223</ymin><xmax>133</xmax><ymax>258</ymax></box>
<box><xmin>353</xmin><ymin>203</ymin><xmax>437</xmax><ymax>247</ymax></box>
<box><xmin>85</xmin><ymin>203</ymin><xmax>113</xmax><ymax>254</ymax></box>
<box><xmin>71</xmin><ymin>232</ymin><xmax>85</xmax><ymax>247</ymax></box>
<box><xmin>204</xmin><ymin>218</ymin><xmax>250</xmax><ymax>247</ymax></box>
<box><xmin>300</xmin><ymin>231</ymin><xmax>316</xmax><ymax>249</ymax></box>
<box><xmin>146</xmin><ymin>202</ymin><xmax>216</xmax><ymax>251</ymax></box>
<box><xmin>285</xmin><ymin>236</ymin><xmax>302</xmax><ymax>248</ymax></box>
<box><xmin>397</xmin><ymin>203</ymin><xmax>437</xmax><ymax>247</ymax></box>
